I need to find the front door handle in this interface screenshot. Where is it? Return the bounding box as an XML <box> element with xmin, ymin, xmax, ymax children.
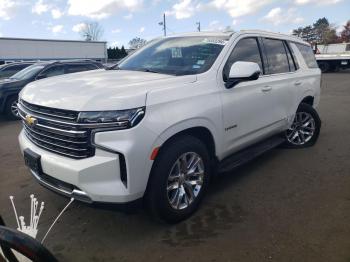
<box><xmin>261</xmin><ymin>85</ymin><xmax>272</xmax><ymax>92</ymax></box>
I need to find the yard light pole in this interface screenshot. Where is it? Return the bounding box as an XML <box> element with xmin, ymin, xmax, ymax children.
<box><xmin>196</xmin><ymin>22</ymin><xmax>201</xmax><ymax>32</ymax></box>
<box><xmin>158</xmin><ymin>13</ymin><xmax>167</xmax><ymax>36</ymax></box>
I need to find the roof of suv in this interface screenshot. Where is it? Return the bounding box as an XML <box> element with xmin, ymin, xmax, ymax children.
<box><xmin>164</xmin><ymin>30</ymin><xmax>309</xmax><ymax>46</ymax></box>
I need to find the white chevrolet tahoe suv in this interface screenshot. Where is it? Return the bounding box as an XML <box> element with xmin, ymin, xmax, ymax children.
<box><xmin>18</xmin><ymin>30</ymin><xmax>321</xmax><ymax>223</ymax></box>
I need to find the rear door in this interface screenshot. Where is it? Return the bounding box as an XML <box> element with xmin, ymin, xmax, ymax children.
<box><xmin>260</xmin><ymin>38</ymin><xmax>299</xmax><ymax>128</ymax></box>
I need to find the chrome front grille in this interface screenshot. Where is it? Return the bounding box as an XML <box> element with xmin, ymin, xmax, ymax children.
<box><xmin>18</xmin><ymin>100</ymin><xmax>94</xmax><ymax>159</ymax></box>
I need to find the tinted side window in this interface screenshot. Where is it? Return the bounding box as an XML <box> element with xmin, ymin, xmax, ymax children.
<box><xmin>0</xmin><ymin>64</ymin><xmax>27</xmax><ymax>77</ymax></box>
<box><xmin>39</xmin><ymin>65</ymin><xmax>65</xmax><ymax>78</ymax></box>
<box><xmin>346</xmin><ymin>44</ymin><xmax>350</xmax><ymax>52</ymax></box>
<box><xmin>295</xmin><ymin>43</ymin><xmax>318</xmax><ymax>68</ymax></box>
<box><xmin>287</xmin><ymin>42</ymin><xmax>299</xmax><ymax>70</ymax></box>
<box><xmin>263</xmin><ymin>38</ymin><xmax>290</xmax><ymax>74</ymax></box>
<box><xmin>223</xmin><ymin>38</ymin><xmax>263</xmax><ymax>81</ymax></box>
<box><xmin>284</xmin><ymin>42</ymin><xmax>296</xmax><ymax>72</ymax></box>
<box><xmin>66</xmin><ymin>64</ymin><xmax>97</xmax><ymax>74</ymax></box>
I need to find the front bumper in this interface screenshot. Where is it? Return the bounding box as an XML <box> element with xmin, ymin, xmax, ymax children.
<box><xmin>19</xmin><ymin>125</ymin><xmax>159</xmax><ymax>203</ymax></box>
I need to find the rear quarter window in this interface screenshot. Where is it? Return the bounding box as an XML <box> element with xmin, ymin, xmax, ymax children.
<box><xmin>295</xmin><ymin>43</ymin><xmax>318</xmax><ymax>69</ymax></box>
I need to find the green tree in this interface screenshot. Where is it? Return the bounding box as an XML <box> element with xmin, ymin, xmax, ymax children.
<box><xmin>292</xmin><ymin>17</ymin><xmax>341</xmax><ymax>44</ymax></box>
<box><xmin>340</xmin><ymin>21</ymin><xmax>350</xmax><ymax>42</ymax></box>
<box><xmin>128</xmin><ymin>37</ymin><xmax>147</xmax><ymax>49</ymax></box>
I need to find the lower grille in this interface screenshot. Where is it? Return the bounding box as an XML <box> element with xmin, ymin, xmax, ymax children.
<box><xmin>19</xmin><ymin>100</ymin><xmax>94</xmax><ymax>159</ymax></box>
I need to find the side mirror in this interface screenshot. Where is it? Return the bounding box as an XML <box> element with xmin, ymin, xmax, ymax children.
<box><xmin>225</xmin><ymin>61</ymin><xmax>261</xmax><ymax>89</ymax></box>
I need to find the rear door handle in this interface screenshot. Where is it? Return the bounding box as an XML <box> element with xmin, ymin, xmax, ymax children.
<box><xmin>295</xmin><ymin>81</ymin><xmax>302</xmax><ymax>86</ymax></box>
<box><xmin>261</xmin><ymin>86</ymin><xmax>272</xmax><ymax>92</ymax></box>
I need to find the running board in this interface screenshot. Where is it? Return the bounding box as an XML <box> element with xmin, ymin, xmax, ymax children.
<box><xmin>218</xmin><ymin>136</ymin><xmax>285</xmax><ymax>173</ymax></box>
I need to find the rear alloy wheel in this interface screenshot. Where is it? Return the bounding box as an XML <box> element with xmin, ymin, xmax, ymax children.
<box><xmin>284</xmin><ymin>103</ymin><xmax>321</xmax><ymax>148</ymax></box>
<box><xmin>5</xmin><ymin>96</ymin><xmax>20</xmax><ymax>120</ymax></box>
<box><xmin>146</xmin><ymin>135</ymin><xmax>211</xmax><ymax>223</ymax></box>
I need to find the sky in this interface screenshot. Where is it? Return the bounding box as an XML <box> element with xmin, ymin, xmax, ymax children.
<box><xmin>0</xmin><ymin>0</ymin><xmax>349</xmax><ymax>48</ymax></box>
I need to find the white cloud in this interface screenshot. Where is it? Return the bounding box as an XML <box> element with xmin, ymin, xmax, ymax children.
<box><xmin>51</xmin><ymin>8</ymin><xmax>63</xmax><ymax>19</ymax></box>
<box><xmin>295</xmin><ymin>0</ymin><xmax>342</xmax><ymax>5</ymax></box>
<box><xmin>209</xmin><ymin>0</ymin><xmax>274</xmax><ymax>18</ymax></box>
<box><xmin>51</xmin><ymin>24</ymin><xmax>64</xmax><ymax>34</ymax></box>
<box><xmin>112</xmin><ymin>28</ymin><xmax>121</xmax><ymax>33</ymax></box>
<box><xmin>207</xmin><ymin>20</ymin><xmax>224</xmax><ymax>31</ymax></box>
<box><xmin>167</xmin><ymin>0</ymin><xmax>196</xmax><ymax>19</ymax></box>
<box><xmin>72</xmin><ymin>22</ymin><xmax>87</xmax><ymax>32</ymax></box>
<box><xmin>336</xmin><ymin>21</ymin><xmax>347</xmax><ymax>35</ymax></box>
<box><xmin>139</xmin><ymin>26</ymin><xmax>145</xmax><ymax>33</ymax></box>
<box><xmin>263</xmin><ymin>7</ymin><xmax>304</xmax><ymax>26</ymax></box>
<box><xmin>0</xmin><ymin>31</ymin><xmax>2</xmax><ymax>37</ymax></box>
<box><xmin>67</xmin><ymin>0</ymin><xmax>143</xmax><ymax>20</ymax></box>
<box><xmin>123</xmin><ymin>13</ymin><xmax>133</xmax><ymax>19</ymax></box>
<box><xmin>32</xmin><ymin>0</ymin><xmax>49</xmax><ymax>15</ymax></box>
<box><xmin>0</xmin><ymin>0</ymin><xmax>17</xmax><ymax>20</ymax></box>
<box><xmin>167</xmin><ymin>0</ymin><xmax>274</xmax><ymax>20</ymax></box>
<box><xmin>109</xmin><ymin>41</ymin><xmax>119</xmax><ymax>47</ymax></box>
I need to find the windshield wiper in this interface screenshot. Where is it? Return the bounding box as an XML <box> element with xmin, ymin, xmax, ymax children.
<box><xmin>140</xmin><ymin>68</ymin><xmax>163</xmax><ymax>74</ymax></box>
<box><xmin>106</xmin><ymin>65</ymin><xmax>121</xmax><ymax>70</ymax></box>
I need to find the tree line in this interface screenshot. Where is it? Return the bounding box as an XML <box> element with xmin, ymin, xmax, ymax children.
<box><xmin>107</xmin><ymin>46</ymin><xmax>128</xmax><ymax>59</ymax></box>
<box><xmin>293</xmin><ymin>17</ymin><xmax>350</xmax><ymax>44</ymax></box>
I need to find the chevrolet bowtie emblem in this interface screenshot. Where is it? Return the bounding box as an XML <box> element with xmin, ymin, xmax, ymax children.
<box><xmin>25</xmin><ymin>115</ymin><xmax>37</xmax><ymax>126</ymax></box>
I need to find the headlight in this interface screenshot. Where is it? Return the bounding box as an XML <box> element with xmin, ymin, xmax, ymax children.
<box><xmin>77</xmin><ymin>107</ymin><xmax>145</xmax><ymax>129</ymax></box>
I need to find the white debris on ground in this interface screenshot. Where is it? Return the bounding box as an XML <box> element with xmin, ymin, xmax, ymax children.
<box><xmin>0</xmin><ymin>195</ymin><xmax>74</xmax><ymax>262</ymax></box>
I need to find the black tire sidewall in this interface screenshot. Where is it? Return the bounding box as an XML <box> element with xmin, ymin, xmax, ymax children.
<box><xmin>146</xmin><ymin>135</ymin><xmax>211</xmax><ymax>223</ymax></box>
<box><xmin>5</xmin><ymin>95</ymin><xmax>20</xmax><ymax>120</ymax></box>
<box><xmin>284</xmin><ymin>103</ymin><xmax>321</xmax><ymax>148</ymax></box>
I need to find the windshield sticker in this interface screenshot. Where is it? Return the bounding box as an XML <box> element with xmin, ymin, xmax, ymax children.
<box><xmin>192</xmin><ymin>65</ymin><xmax>201</xmax><ymax>69</ymax></box>
<box><xmin>171</xmin><ymin>47</ymin><xmax>182</xmax><ymax>58</ymax></box>
<box><xmin>197</xmin><ymin>60</ymin><xmax>205</xmax><ymax>65</ymax></box>
<box><xmin>203</xmin><ymin>38</ymin><xmax>228</xmax><ymax>45</ymax></box>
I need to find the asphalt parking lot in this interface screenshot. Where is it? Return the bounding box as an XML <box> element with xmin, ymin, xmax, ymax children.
<box><xmin>0</xmin><ymin>72</ymin><xmax>350</xmax><ymax>262</ymax></box>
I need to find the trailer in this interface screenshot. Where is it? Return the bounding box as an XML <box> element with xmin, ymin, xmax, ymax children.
<box><xmin>314</xmin><ymin>43</ymin><xmax>350</xmax><ymax>72</ymax></box>
<box><xmin>0</xmin><ymin>37</ymin><xmax>107</xmax><ymax>65</ymax></box>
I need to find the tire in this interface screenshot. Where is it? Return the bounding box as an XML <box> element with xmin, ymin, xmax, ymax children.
<box><xmin>318</xmin><ymin>62</ymin><xmax>329</xmax><ymax>73</ymax></box>
<box><xmin>284</xmin><ymin>103</ymin><xmax>321</xmax><ymax>148</ymax></box>
<box><xmin>4</xmin><ymin>95</ymin><xmax>20</xmax><ymax>120</ymax></box>
<box><xmin>145</xmin><ymin>135</ymin><xmax>212</xmax><ymax>223</ymax></box>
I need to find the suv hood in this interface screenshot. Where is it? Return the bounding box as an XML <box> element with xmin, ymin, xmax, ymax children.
<box><xmin>20</xmin><ymin>69</ymin><xmax>196</xmax><ymax>111</ymax></box>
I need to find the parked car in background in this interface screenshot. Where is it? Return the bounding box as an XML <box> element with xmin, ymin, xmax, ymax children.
<box><xmin>314</xmin><ymin>42</ymin><xmax>350</xmax><ymax>72</ymax></box>
<box><xmin>0</xmin><ymin>62</ymin><xmax>35</xmax><ymax>80</ymax></box>
<box><xmin>18</xmin><ymin>31</ymin><xmax>321</xmax><ymax>223</ymax></box>
<box><xmin>0</xmin><ymin>60</ymin><xmax>104</xmax><ymax>120</ymax></box>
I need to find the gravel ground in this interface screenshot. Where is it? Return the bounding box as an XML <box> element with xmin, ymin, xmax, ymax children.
<box><xmin>0</xmin><ymin>72</ymin><xmax>349</xmax><ymax>262</ymax></box>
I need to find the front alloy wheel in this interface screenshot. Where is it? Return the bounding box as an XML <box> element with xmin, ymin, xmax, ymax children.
<box><xmin>10</xmin><ymin>99</ymin><xmax>19</xmax><ymax>118</ymax></box>
<box><xmin>167</xmin><ymin>152</ymin><xmax>204</xmax><ymax>210</ymax></box>
<box><xmin>146</xmin><ymin>135</ymin><xmax>211</xmax><ymax>223</ymax></box>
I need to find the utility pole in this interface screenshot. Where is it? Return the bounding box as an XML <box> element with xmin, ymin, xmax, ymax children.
<box><xmin>159</xmin><ymin>13</ymin><xmax>167</xmax><ymax>36</ymax></box>
<box><xmin>163</xmin><ymin>13</ymin><xmax>167</xmax><ymax>36</ymax></box>
<box><xmin>196</xmin><ymin>22</ymin><xmax>201</xmax><ymax>32</ymax></box>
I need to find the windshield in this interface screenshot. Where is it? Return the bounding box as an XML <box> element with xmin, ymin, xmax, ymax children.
<box><xmin>119</xmin><ymin>36</ymin><xmax>229</xmax><ymax>76</ymax></box>
<box><xmin>10</xmin><ymin>64</ymin><xmax>45</xmax><ymax>80</ymax></box>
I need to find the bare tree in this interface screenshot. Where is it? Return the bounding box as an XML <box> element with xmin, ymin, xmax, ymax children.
<box><xmin>80</xmin><ymin>22</ymin><xmax>104</xmax><ymax>41</ymax></box>
<box><xmin>128</xmin><ymin>37</ymin><xmax>147</xmax><ymax>49</ymax></box>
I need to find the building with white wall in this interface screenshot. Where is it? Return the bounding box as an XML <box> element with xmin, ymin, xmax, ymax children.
<box><xmin>0</xmin><ymin>37</ymin><xmax>107</xmax><ymax>64</ymax></box>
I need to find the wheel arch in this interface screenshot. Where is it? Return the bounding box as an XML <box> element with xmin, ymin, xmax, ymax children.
<box><xmin>300</xmin><ymin>95</ymin><xmax>314</xmax><ymax>106</ymax></box>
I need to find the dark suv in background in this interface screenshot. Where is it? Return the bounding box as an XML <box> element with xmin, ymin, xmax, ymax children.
<box><xmin>0</xmin><ymin>62</ymin><xmax>35</xmax><ymax>80</ymax></box>
<box><xmin>0</xmin><ymin>60</ymin><xmax>104</xmax><ymax>120</ymax></box>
